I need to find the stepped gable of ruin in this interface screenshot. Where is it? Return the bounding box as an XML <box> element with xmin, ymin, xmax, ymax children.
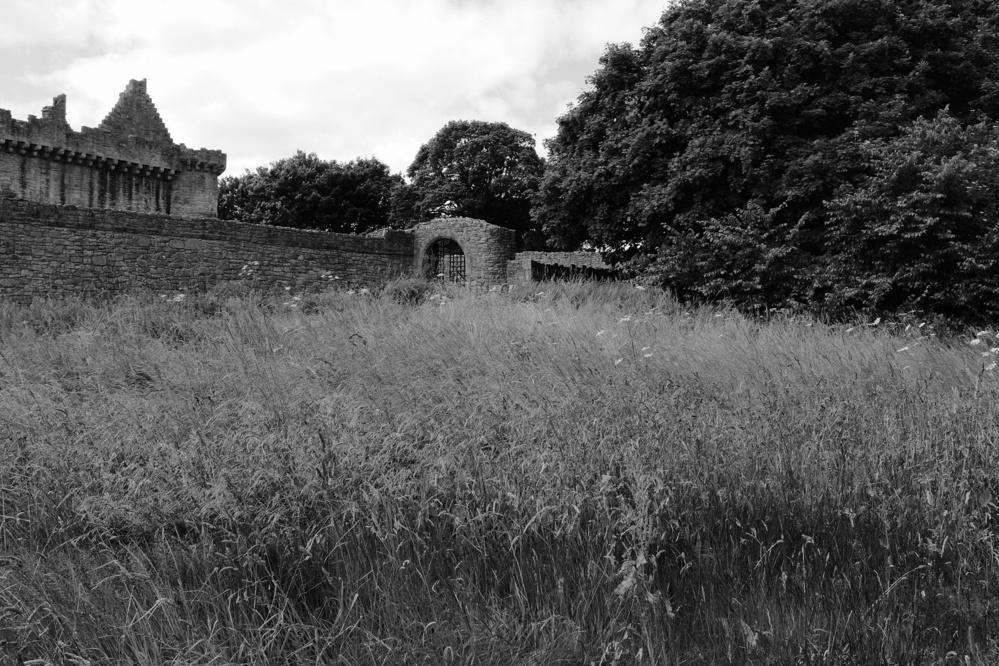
<box><xmin>0</xmin><ymin>79</ymin><xmax>225</xmax><ymax>217</ymax></box>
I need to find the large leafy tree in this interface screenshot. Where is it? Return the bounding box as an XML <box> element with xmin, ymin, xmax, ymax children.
<box><xmin>536</xmin><ymin>0</ymin><xmax>999</xmax><ymax>316</ymax></box>
<box><xmin>218</xmin><ymin>152</ymin><xmax>404</xmax><ymax>234</ymax></box>
<box><xmin>406</xmin><ymin>120</ymin><xmax>546</xmax><ymax>245</ymax></box>
<box><xmin>823</xmin><ymin>110</ymin><xmax>999</xmax><ymax>316</ymax></box>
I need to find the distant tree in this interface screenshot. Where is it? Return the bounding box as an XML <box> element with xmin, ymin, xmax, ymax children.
<box><xmin>218</xmin><ymin>151</ymin><xmax>403</xmax><ymax>234</ymax></box>
<box><xmin>385</xmin><ymin>180</ymin><xmax>422</xmax><ymax>229</ymax></box>
<box><xmin>217</xmin><ymin>171</ymin><xmax>254</xmax><ymax>223</ymax></box>
<box><xmin>407</xmin><ymin>120</ymin><xmax>546</xmax><ymax>246</ymax></box>
<box><xmin>536</xmin><ymin>0</ymin><xmax>999</xmax><ymax>316</ymax></box>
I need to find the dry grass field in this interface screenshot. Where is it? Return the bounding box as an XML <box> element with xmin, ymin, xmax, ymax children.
<box><xmin>1</xmin><ymin>279</ymin><xmax>996</xmax><ymax>664</ymax></box>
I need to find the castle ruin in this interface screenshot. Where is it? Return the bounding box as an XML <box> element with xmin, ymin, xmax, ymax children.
<box><xmin>0</xmin><ymin>79</ymin><xmax>225</xmax><ymax>217</ymax></box>
<box><xmin>0</xmin><ymin>81</ymin><xmax>606</xmax><ymax>302</ymax></box>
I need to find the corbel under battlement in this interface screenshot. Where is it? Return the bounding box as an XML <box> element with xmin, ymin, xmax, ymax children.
<box><xmin>0</xmin><ymin>138</ymin><xmax>186</xmax><ymax>179</ymax></box>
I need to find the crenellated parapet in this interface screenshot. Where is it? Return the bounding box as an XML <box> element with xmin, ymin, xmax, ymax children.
<box><xmin>176</xmin><ymin>146</ymin><xmax>227</xmax><ymax>174</ymax></box>
<box><xmin>0</xmin><ymin>79</ymin><xmax>225</xmax><ymax>217</ymax></box>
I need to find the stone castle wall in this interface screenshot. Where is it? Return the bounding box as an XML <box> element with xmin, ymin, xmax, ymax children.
<box><xmin>0</xmin><ymin>196</ymin><xmax>609</xmax><ymax>303</ymax></box>
<box><xmin>0</xmin><ymin>198</ymin><xmax>413</xmax><ymax>303</ymax></box>
<box><xmin>0</xmin><ymin>80</ymin><xmax>225</xmax><ymax>218</ymax></box>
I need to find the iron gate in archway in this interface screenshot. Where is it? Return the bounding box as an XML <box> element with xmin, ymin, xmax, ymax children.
<box><xmin>425</xmin><ymin>238</ymin><xmax>466</xmax><ymax>282</ymax></box>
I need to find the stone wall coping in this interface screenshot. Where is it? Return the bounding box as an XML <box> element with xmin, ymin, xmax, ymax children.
<box><xmin>411</xmin><ymin>216</ymin><xmax>514</xmax><ymax>233</ymax></box>
<box><xmin>514</xmin><ymin>250</ymin><xmax>608</xmax><ymax>268</ymax></box>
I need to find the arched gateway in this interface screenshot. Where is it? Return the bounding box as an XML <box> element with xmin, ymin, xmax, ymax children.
<box><xmin>411</xmin><ymin>217</ymin><xmax>516</xmax><ymax>287</ymax></box>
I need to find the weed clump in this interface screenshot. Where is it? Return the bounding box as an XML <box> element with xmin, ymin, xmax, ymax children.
<box><xmin>381</xmin><ymin>275</ymin><xmax>438</xmax><ymax>305</ymax></box>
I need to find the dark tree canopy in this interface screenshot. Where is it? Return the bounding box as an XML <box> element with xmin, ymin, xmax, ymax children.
<box><xmin>218</xmin><ymin>152</ymin><xmax>404</xmax><ymax>234</ymax></box>
<box><xmin>405</xmin><ymin>120</ymin><xmax>546</xmax><ymax>244</ymax></box>
<box><xmin>823</xmin><ymin>110</ymin><xmax>999</xmax><ymax>317</ymax></box>
<box><xmin>536</xmin><ymin>0</ymin><xmax>999</xmax><ymax>318</ymax></box>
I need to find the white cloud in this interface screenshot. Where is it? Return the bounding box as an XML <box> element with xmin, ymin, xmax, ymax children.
<box><xmin>1</xmin><ymin>0</ymin><xmax>670</xmax><ymax>175</ymax></box>
<box><xmin>0</xmin><ymin>1</ymin><xmax>105</xmax><ymax>48</ymax></box>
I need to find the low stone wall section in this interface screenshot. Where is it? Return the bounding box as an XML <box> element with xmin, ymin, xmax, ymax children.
<box><xmin>0</xmin><ymin>199</ymin><xmax>413</xmax><ymax>302</ymax></box>
<box><xmin>507</xmin><ymin>250</ymin><xmax>609</xmax><ymax>285</ymax></box>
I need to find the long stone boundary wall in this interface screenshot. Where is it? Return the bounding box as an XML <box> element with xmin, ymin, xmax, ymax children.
<box><xmin>0</xmin><ymin>197</ymin><xmax>612</xmax><ymax>304</ymax></box>
<box><xmin>0</xmin><ymin>198</ymin><xmax>413</xmax><ymax>303</ymax></box>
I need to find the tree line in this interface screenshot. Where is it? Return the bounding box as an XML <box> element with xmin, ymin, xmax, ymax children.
<box><xmin>218</xmin><ymin>120</ymin><xmax>546</xmax><ymax>248</ymax></box>
<box><xmin>220</xmin><ymin>0</ymin><xmax>999</xmax><ymax>322</ymax></box>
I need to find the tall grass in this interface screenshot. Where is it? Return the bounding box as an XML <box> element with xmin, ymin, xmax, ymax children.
<box><xmin>0</xmin><ymin>279</ymin><xmax>996</xmax><ymax>664</ymax></box>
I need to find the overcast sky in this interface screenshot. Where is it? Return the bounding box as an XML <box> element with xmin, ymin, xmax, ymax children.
<box><xmin>1</xmin><ymin>0</ymin><xmax>669</xmax><ymax>177</ymax></box>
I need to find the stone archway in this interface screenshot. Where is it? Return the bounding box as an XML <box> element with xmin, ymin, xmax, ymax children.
<box><xmin>411</xmin><ymin>218</ymin><xmax>516</xmax><ymax>286</ymax></box>
<box><xmin>424</xmin><ymin>237</ymin><xmax>466</xmax><ymax>282</ymax></box>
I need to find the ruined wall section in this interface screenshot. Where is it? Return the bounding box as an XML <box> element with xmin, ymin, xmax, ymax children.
<box><xmin>0</xmin><ymin>199</ymin><xmax>412</xmax><ymax>302</ymax></box>
<box><xmin>411</xmin><ymin>217</ymin><xmax>516</xmax><ymax>286</ymax></box>
<box><xmin>0</xmin><ymin>80</ymin><xmax>225</xmax><ymax>218</ymax></box>
<box><xmin>507</xmin><ymin>250</ymin><xmax>610</xmax><ymax>286</ymax></box>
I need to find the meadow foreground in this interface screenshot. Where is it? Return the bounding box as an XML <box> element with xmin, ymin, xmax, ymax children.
<box><xmin>1</xmin><ymin>281</ymin><xmax>996</xmax><ymax>665</ymax></box>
